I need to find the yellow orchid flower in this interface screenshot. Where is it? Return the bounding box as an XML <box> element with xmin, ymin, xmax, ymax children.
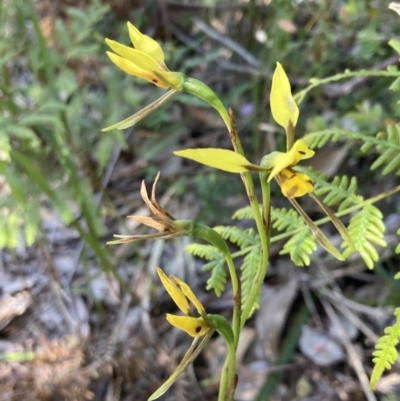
<box><xmin>175</xmin><ymin>139</ymin><xmax>315</xmax><ymax>198</ymax></box>
<box><xmin>103</xmin><ymin>23</ymin><xmax>230</xmax><ymax>132</ymax></box>
<box><xmin>157</xmin><ymin>268</ymin><xmax>211</xmax><ymax>337</ymax></box>
<box><xmin>267</xmin><ymin>140</ymin><xmax>315</xmax><ymax>183</ymax></box>
<box><xmin>105</xmin><ymin>22</ymin><xmax>184</xmax><ymax>90</ymax></box>
<box><xmin>174</xmin><ymin>140</ymin><xmax>354</xmax><ymax>258</ymax></box>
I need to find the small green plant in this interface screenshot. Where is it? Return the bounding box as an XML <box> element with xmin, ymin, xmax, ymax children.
<box><xmin>105</xmin><ymin>23</ymin><xmax>400</xmax><ymax>399</ymax></box>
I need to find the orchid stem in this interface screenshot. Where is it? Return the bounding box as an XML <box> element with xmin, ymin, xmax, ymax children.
<box><xmin>227</xmin><ymin>110</ymin><xmax>271</xmax><ymax>327</ymax></box>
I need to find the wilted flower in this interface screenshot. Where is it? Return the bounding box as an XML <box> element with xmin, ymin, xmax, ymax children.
<box><xmin>107</xmin><ymin>172</ymin><xmax>183</xmax><ymax>244</ymax></box>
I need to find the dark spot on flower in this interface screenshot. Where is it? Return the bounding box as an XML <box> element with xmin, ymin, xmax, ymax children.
<box><xmin>298</xmin><ymin>150</ymin><xmax>306</xmax><ymax>155</ymax></box>
<box><xmin>195</xmin><ymin>326</ymin><xmax>202</xmax><ymax>333</ymax></box>
<box><xmin>287</xmin><ymin>185</ymin><xmax>298</xmax><ymax>198</ymax></box>
<box><xmin>152</xmin><ymin>79</ymin><xmax>158</xmax><ymax>83</ymax></box>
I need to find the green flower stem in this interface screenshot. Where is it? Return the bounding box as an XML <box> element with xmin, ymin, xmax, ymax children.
<box><xmin>180</xmin><ymin>220</ymin><xmax>239</xmax><ymax>296</ymax></box>
<box><xmin>182</xmin><ymin>77</ymin><xmax>231</xmax><ymax>131</ymax></box>
<box><xmin>224</xmin><ymin>252</ymin><xmax>241</xmax><ymax>348</ymax></box>
<box><xmin>218</xmin><ymin>340</ymin><xmax>237</xmax><ymax>401</ymax></box>
<box><xmin>212</xmin><ymin>315</ymin><xmax>237</xmax><ymax>401</ymax></box>
<box><xmin>228</xmin><ymin>112</ymin><xmax>270</xmax><ymax>328</ymax></box>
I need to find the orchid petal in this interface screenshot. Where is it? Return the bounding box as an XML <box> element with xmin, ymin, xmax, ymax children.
<box><xmin>279</xmin><ymin>169</ymin><xmax>314</xmax><ymax>198</ymax></box>
<box><xmin>157</xmin><ymin>268</ymin><xmax>191</xmax><ymax>315</ymax></box>
<box><xmin>171</xmin><ymin>276</ymin><xmax>207</xmax><ymax>318</ymax></box>
<box><xmin>268</xmin><ymin>140</ymin><xmax>315</xmax><ymax>182</ymax></box>
<box><xmin>105</xmin><ymin>39</ymin><xmax>161</xmax><ymax>72</ymax></box>
<box><xmin>270</xmin><ymin>62</ymin><xmax>299</xmax><ymax>130</ymax></box>
<box><xmin>127</xmin><ymin>22</ymin><xmax>165</xmax><ymax>64</ymax></box>
<box><xmin>105</xmin><ymin>52</ymin><xmax>169</xmax><ymax>88</ymax></box>
<box><xmin>166</xmin><ymin>315</ymin><xmax>210</xmax><ymax>337</ymax></box>
<box><xmin>102</xmin><ymin>90</ymin><xmax>179</xmax><ymax>131</ymax></box>
<box><xmin>286</xmin><ymin>197</ymin><xmax>345</xmax><ymax>261</ymax></box>
<box><xmin>174</xmin><ymin>148</ymin><xmax>262</xmax><ymax>173</ymax></box>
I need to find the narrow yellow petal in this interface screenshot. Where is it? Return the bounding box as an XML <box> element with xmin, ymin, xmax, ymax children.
<box><xmin>157</xmin><ymin>268</ymin><xmax>190</xmax><ymax>314</ymax></box>
<box><xmin>148</xmin><ymin>333</ymin><xmax>212</xmax><ymax>400</ymax></box>
<box><xmin>174</xmin><ymin>148</ymin><xmax>259</xmax><ymax>173</ymax></box>
<box><xmin>309</xmin><ymin>193</ymin><xmax>356</xmax><ymax>253</ymax></box>
<box><xmin>268</xmin><ymin>140</ymin><xmax>315</xmax><ymax>182</ymax></box>
<box><xmin>279</xmin><ymin>169</ymin><xmax>314</xmax><ymax>198</ymax></box>
<box><xmin>127</xmin><ymin>22</ymin><xmax>165</xmax><ymax>64</ymax></box>
<box><xmin>287</xmin><ymin>197</ymin><xmax>345</xmax><ymax>261</ymax></box>
<box><xmin>102</xmin><ymin>90</ymin><xmax>179</xmax><ymax>131</ymax></box>
<box><xmin>270</xmin><ymin>62</ymin><xmax>299</xmax><ymax>129</ymax></box>
<box><xmin>105</xmin><ymin>38</ymin><xmax>160</xmax><ymax>72</ymax></box>
<box><xmin>166</xmin><ymin>315</ymin><xmax>210</xmax><ymax>337</ymax></box>
<box><xmin>171</xmin><ymin>276</ymin><xmax>206</xmax><ymax>318</ymax></box>
<box><xmin>106</xmin><ymin>52</ymin><xmax>169</xmax><ymax>88</ymax></box>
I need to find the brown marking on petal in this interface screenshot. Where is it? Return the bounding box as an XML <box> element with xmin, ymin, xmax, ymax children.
<box><xmin>152</xmin><ymin>79</ymin><xmax>158</xmax><ymax>83</ymax></box>
<box><xmin>280</xmin><ymin>171</ymin><xmax>295</xmax><ymax>183</ymax></box>
<box><xmin>298</xmin><ymin>150</ymin><xmax>306</xmax><ymax>155</ymax></box>
<box><xmin>195</xmin><ymin>326</ymin><xmax>202</xmax><ymax>333</ymax></box>
<box><xmin>286</xmin><ymin>185</ymin><xmax>298</xmax><ymax>198</ymax></box>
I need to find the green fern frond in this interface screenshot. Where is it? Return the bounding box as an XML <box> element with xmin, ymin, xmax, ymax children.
<box><xmin>241</xmin><ymin>245</ymin><xmax>261</xmax><ymax>310</ymax></box>
<box><xmin>303</xmin><ymin>125</ymin><xmax>400</xmax><ymax>175</ymax></box>
<box><xmin>202</xmin><ymin>258</ymin><xmax>227</xmax><ymax>297</ymax></box>
<box><xmin>186</xmin><ymin>243</ymin><xmax>222</xmax><ymax>260</ymax></box>
<box><xmin>342</xmin><ymin>204</ymin><xmax>387</xmax><ymax>269</ymax></box>
<box><xmin>302</xmin><ymin>169</ymin><xmax>360</xmax><ymax>211</ymax></box>
<box><xmin>271</xmin><ymin>208</ymin><xmax>306</xmax><ymax>232</ymax></box>
<box><xmin>370</xmin><ymin>308</ymin><xmax>400</xmax><ymax>390</ymax></box>
<box><xmin>302</xmin><ymin>128</ymin><xmax>353</xmax><ymax>148</ymax></box>
<box><xmin>186</xmin><ymin>244</ymin><xmax>226</xmax><ymax>296</ymax></box>
<box><xmin>280</xmin><ymin>230</ymin><xmax>317</xmax><ymax>266</ymax></box>
<box><xmin>271</xmin><ymin>208</ymin><xmax>317</xmax><ymax>266</ymax></box>
<box><xmin>232</xmin><ymin>205</ymin><xmax>259</xmax><ymax>220</ymax></box>
<box><xmin>396</xmin><ymin>228</ymin><xmax>400</xmax><ymax>254</ymax></box>
<box><xmin>370</xmin><ymin>125</ymin><xmax>400</xmax><ymax>175</ymax></box>
<box><xmin>214</xmin><ymin>226</ymin><xmax>257</xmax><ymax>249</ymax></box>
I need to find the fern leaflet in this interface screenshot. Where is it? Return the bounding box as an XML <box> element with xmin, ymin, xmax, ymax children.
<box><xmin>272</xmin><ymin>208</ymin><xmax>308</xmax><ymax>232</ymax></box>
<box><xmin>280</xmin><ymin>231</ymin><xmax>317</xmax><ymax>267</ymax></box>
<box><xmin>202</xmin><ymin>258</ymin><xmax>226</xmax><ymax>297</ymax></box>
<box><xmin>272</xmin><ymin>208</ymin><xmax>316</xmax><ymax>266</ymax></box>
<box><xmin>303</xmin><ymin>125</ymin><xmax>400</xmax><ymax>176</ymax></box>
<box><xmin>396</xmin><ymin>228</ymin><xmax>400</xmax><ymax>254</ymax></box>
<box><xmin>370</xmin><ymin>308</ymin><xmax>400</xmax><ymax>389</ymax></box>
<box><xmin>301</xmin><ymin>169</ymin><xmax>361</xmax><ymax>211</ymax></box>
<box><xmin>214</xmin><ymin>226</ymin><xmax>257</xmax><ymax>248</ymax></box>
<box><xmin>186</xmin><ymin>244</ymin><xmax>226</xmax><ymax>296</ymax></box>
<box><xmin>186</xmin><ymin>244</ymin><xmax>222</xmax><ymax>261</ymax></box>
<box><xmin>241</xmin><ymin>245</ymin><xmax>261</xmax><ymax>310</ymax></box>
<box><xmin>370</xmin><ymin>124</ymin><xmax>400</xmax><ymax>175</ymax></box>
<box><xmin>342</xmin><ymin>204</ymin><xmax>386</xmax><ymax>269</ymax></box>
<box><xmin>232</xmin><ymin>205</ymin><xmax>260</xmax><ymax>220</ymax></box>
